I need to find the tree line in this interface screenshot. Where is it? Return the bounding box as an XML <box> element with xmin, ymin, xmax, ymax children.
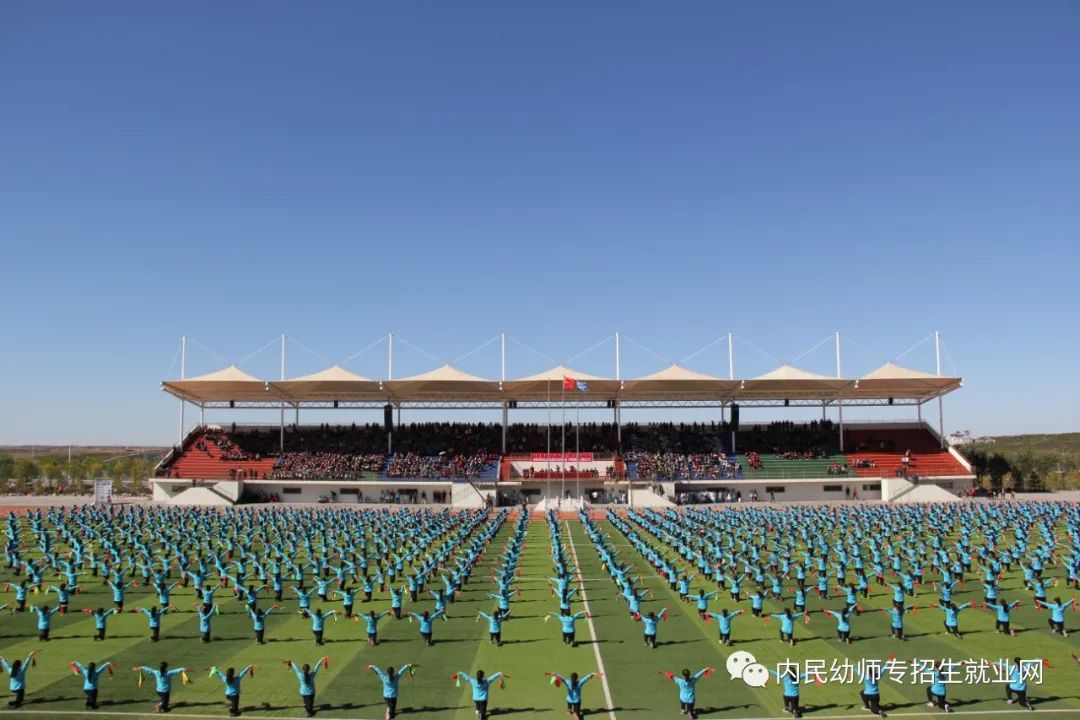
<box><xmin>963</xmin><ymin>443</ymin><xmax>1080</xmax><ymax>492</ymax></box>
<box><xmin>0</xmin><ymin>453</ymin><xmax>157</xmax><ymax>495</ymax></box>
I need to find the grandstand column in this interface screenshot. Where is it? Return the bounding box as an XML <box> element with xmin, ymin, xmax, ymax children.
<box><xmin>839</xmin><ymin>404</ymin><xmax>845</xmax><ymax>452</ymax></box>
<box><xmin>614</xmin><ymin>399</ymin><xmax>620</xmax><ymax>447</ymax></box>
<box><xmin>501</xmin><ymin>402</ymin><xmax>508</xmax><ymax>454</ymax></box>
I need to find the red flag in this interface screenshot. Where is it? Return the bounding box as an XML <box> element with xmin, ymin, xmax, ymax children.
<box><xmin>562</xmin><ymin>377</ymin><xmax>576</xmax><ymax>391</ymax></box>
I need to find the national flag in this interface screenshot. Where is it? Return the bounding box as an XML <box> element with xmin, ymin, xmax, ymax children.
<box><xmin>562</xmin><ymin>376</ymin><xmax>588</xmax><ymax>392</ymax></box>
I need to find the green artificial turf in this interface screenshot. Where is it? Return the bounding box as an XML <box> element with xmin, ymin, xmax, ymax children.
<box><xmin>0</xmin><ymin>511</ymin><xmax>1078</xmax><ymax>719</ymax></box>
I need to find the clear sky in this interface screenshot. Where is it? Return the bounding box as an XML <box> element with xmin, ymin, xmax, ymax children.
<box><xmin>1</xmin><ymin>2</ymin><xmax>1077</xmax><ymax>445</ymax></box>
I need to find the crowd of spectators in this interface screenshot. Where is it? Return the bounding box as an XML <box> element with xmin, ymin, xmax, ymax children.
<box><xmin>385</xmin><ymin>451</ymin><xmax>498</xmax><ymax>479</ymax></box>
<box><xmin>160</xmin><ymin>420</ymin><xmax>850</xmax><ymax>482</ymax></box>
<box><xmin>519</xmin><ymin>465</ymin><xmax>614</xmax><ymax>480</ymax></box>
<box><xmin>194</xmin><ymin>431</ymin><xmax>260</xmax><ymax>462</ymax></box>
<box><xmin>624</xmin><ymin>451</ymin><xmax>741</xmax><ymax>480</ymax></box>
<box><xmin>269</xmin><ymin>452</ymin><xmax>384</xmax><ymax>480</ymax></box>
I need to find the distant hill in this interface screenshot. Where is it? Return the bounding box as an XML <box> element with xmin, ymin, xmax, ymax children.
<box><xmin>0</xmin><ymin>446</ymin><xmax>168</xmax><ymax>461</ymax></box>
<box><xmin>961</xmin><ymin>432</ymin><xmax>1080</xmax><ymax>490</ymax></box>
<box><xmin>983</xmin><ymin>433</ymin><xmax>1080</xmax><ymax>456</ymax></box>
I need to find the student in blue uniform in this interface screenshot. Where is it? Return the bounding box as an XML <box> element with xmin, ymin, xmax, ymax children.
<box><xmin>635</xmin><ymin>608</ymin><xmax>667</xmax><ymax>648</ymax></box>
<box><xmin>133</xmin><ymin>661</ymin><xmax>187</xmax><ymax>714</ymax></box>
<box><xmin>661</xmin><ymin>667</ymin><xmax>712</xmax><ymax>720</ymax></box>
<box><xmin>477</xmin><ymin>608</ymin><xmax>509</xmax><ymax>647</ymax></box>
<box><xmin>547</xmin><ymin>610</ymin><xmax>588</xmax><ymax>647</ymax></box>
<box><xmin>1035</xmin><ymin>597</ymin><xmax>1074</xmax><ymax>637</ymax></box>
<box><xmin>768</xmin><ymin>666</ymin><xmax>810</xmax><ymax>719</ymax></box>
<box><xmin>286</xmin><ymin>658</ymin><xmax>327</xmax><ymax>718</ymax></box>
<box><xmin>997</xmin><ymin>657</ymin><xmax>1034</xmax><ymax>711</ymax></box>
<box><xmin>366</xmin><ymin>663</ymin><xmax>414</xmax><ymax>719</ymax></box>
<box><xmin>407</xmin><ymin>610</ymin><xmax>445</xmax><ymax>646</ymax></box>
<box><xmin>768</xmin><ymin>608</ymin><xmax>799</xmax><ymax>646</ymax></box>
<box><xmin>924</xmin><ymin>660</ymin><xmax>952</xmax><ymax>713</ymax></box>
<box><xmin>71</xmin><ymin>660</ymin><xmax>112</xmax><ymax>710</ymax></box>
<box><xmin>706</xmin><ymin>608</ymin><xmax>742</xmax><ymax>645</ymax></box>
<box><xmin>987</xmin><ymin>599</ymin><xmax>1021</xmax><ymax>636</ymax></box>
<box><xmin>858</xmin><ymin>666</ymin><xmax>887</xmax><ymax>717</ymax></box>
<box><xmin>546</xmin><ymin>671</ymin><xmax>598</xmax><ymax>720</ymax></box>
<box><xmin>1</xmin><ymin>652</ymin><xmax>37</xmax><ymax>708</ymax></box>
<box><xmin>84</xmin><ymin>607</ymin><xmax>117</xmax><ymax>641</ymax></box>
<box><xmin>29</xmin><ymin>604</ymin><xmax>59</xmax><ymax>641</ymax></box>
<box><xmin>208</xmin><ymin>664</ymin><xmax>254</xmax><ymax>717</ymax></box>
<box><xmin>454</xmin><ymin>669</ymin><xmax>503</xmax><ymax>720</ymax></box>
<box><xmin>362</xmin><ymin>610</ymin><xmax>391</xmax><ymax>646</ymax></box>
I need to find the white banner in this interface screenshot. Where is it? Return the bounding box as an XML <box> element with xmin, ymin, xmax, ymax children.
<box><xmin>93</xmin><ymin>480</ymin><xmax>113</xmax><ymax>504</ymax></box>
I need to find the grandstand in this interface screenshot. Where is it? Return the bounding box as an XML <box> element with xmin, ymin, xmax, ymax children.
<box><xmin>153</xmin><ymin>333</ymin><xmax>970</xmax><ymax>506</ymax></box>
<box><xmin>153</xmin><ymin>419</ymin><xmax>972</xmax><ymax>506</ymax></box>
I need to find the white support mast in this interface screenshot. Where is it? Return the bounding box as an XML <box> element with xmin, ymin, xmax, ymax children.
<box><xmin>935</xmin><ymin>330</ymin><xmax>944</xmax><ymax>448</ymax></box>
<box><xmin>387</xmin><ymin>333</ymin><xmax>394</xmax><ymax>455</ymax></box>
<box><xmin>501</xmin><ymin>332</ymin><xmax>508</xmax><ymax>455</ymax></box>
<box><xmin>178</xmin><ymin>335</ymin><xmax>187</xmax><ymax>444</ymax></box>
<box><xmin>836</xmin><ymin>331</ymin><xmax>844</xmax><ymax>453</ymax></box>
<box><xmin>728</xmin><ymin>332</ymin><xmax>735</xmax><ymax>453</ymax></box>
<box><xmin>280</xmin><ymin>334</ymin><xmax>286</xmax><ymax>452</ymax></box>
<box><xmin>727</xmin><ymin>332</ymin><xmax>734</xmax><ymax>380</ymax></box>
<box><xmin>614</xmin><ymin>331</ymin><xmax>621</xmax><ymax>447</ymax></box>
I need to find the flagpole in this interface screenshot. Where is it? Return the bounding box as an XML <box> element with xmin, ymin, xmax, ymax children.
<box><xmin>575</xmin><ymin>406</ymin><xmax>580</xmax><ymax>502</ymax></box>
<box><xmin>546</xmin><ymin>377</ymin><xmax>551</xmax><ymax>497</ymax></box>
<box><xmin>561</xmin><ymin>378</ymin><xmax>566</xmax><ymax>504</ymax></box>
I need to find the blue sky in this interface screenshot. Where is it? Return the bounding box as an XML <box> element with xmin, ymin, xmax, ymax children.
<box><xmin>1</xmin><ymin>2</ymin><xmax>1077</xmax><ymax>445</ymax></box>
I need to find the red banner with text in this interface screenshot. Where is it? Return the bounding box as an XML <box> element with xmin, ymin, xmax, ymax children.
<box><xmin>529</xmin><ymin>452</ymin><xmax>595</xmax><ymax>463</ymax></box>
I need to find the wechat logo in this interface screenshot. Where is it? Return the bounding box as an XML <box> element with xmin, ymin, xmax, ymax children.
<box><xmin>726</xmin><ymin>651</ymin><xmax>768</xmax><ymax>688</ymax></box>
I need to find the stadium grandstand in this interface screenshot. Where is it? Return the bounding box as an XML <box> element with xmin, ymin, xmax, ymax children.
<box><xmin>152</xmin><ymin>332</ymin><xmax>971</xmax><ymax>507</ymax></box>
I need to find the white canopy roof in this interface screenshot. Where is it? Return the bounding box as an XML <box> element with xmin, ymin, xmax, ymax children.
<box><xmin>163</xmin><ymin>361</ymin><xmax>960</xmax><ymax>404</ymax></box>
<box><xmin>385</xmin><ymin>364</ymin><xmax>501</xmax><ymax>401</ymax></box>
<box><xmin>272</xmin><ymin>365</ymin><xmax>384</xmax><ymax>402</ymax></box>
<box><xmin>847</xmin><ymin>362</ymin><xmax>962</xmax><ymax>399</ymax></box>
<box><xmin>163</xmin><ymin>365</ymin><xmax>271</xmax><ymax>403</ymax></box>
<box><xmin>502</xmin><ymin>365</ymin><xmax>621</xmax><ymax>400</ymax></box>
<box><xmin>739</xmin><ymin>364</ymin><xmax>852</xmax><ymax>399</ymax></box>
<box><xmin>620</xmin><ymin>364</ymin><xmax>737</xmax><ymax>400</ymax></box>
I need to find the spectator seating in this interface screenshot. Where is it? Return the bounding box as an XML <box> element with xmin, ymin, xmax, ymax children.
<box><xmin>843</xmin><ymin>428</ymin><xmax>970</xmax><ymax>477</ymax></box>
<box><xmin>743</xmin><ymin>453</ymin><xmax>850</xmax><ymax>479</ymax></box>
<box><xmin>156</xmin><ymin>422</ymin><xmax>970</xmax><ymax>481</ymax></box>
<box><xmin>162</xmin><ymin>431</ymin><xmax>277</xmax><ymax>480</ymax></box>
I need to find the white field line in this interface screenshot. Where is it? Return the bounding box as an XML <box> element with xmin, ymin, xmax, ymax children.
<box><xmin>0</xmin><ymin>701</ymin><xmax>1077</xmax><ymax>720</ymax></box>
<box><xmin>0</xmin><ymin>712</ymin><xmax>377</xmax><ymax>720</ymax></box>
<box><xmin>0</xmin><ymin>699</ymin><xmax>1075</xmax><ymax>720</ymax></box>
<box><xmin>563</xmin><ymin>519</ymin><xmax>618</xmax><ymax>720</ymax></box>
<box><xmin>700</xmin><ymin>710</ymin><xmax>1080</xmax><ymax>720</ymax></box>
